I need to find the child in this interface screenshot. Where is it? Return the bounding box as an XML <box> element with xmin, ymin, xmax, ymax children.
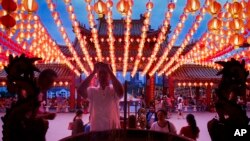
<box><xmin>177</xmin><ymin>99</ymin><xmax>184</xmax><ymax>119</ymax></box>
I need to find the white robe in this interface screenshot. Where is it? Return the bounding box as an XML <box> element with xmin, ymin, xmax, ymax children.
<box><xmin>87</xmin><ymin>85</ymin><xmax>121</xmax><ymax>131</ymax></box>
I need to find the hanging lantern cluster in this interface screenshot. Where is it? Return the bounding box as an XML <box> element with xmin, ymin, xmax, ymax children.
<box><xmin>227</xmin><ymin>1</ymin><xmax>247</xmax><ymax>48</ymax></box>
<box><xmin>0</xmin><ymin>0</ymin><xmax>17</xmax><ymax>29</ymax></box>
<box><xmin>206</xmin><ymin>0</ymin><xmax>250</xmax><ymax>48</ymax></box>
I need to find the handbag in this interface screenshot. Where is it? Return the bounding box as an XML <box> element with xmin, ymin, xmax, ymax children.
<box><xmin>68</xmin><ymin>122</ymin><xmax>73</xmax><ymax>130</ymax></box>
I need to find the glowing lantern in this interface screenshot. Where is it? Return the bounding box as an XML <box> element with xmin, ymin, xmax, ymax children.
<box><xmin>93</xmin><ymin>0</ymin><xmax>107</xmax><ymax>18</ymax></box>
<box><xmin>229</xmin><ymin>33</ymin><xmax>245</xmax><ymax>47</ymax></box>
<box><xmin>64</xmin><ymin>0</ymin><xmax>71</xmax><ymax>4</ymax></box>
<box><xmin>186</xmin><ymin>0</ymin><xmax>200</xmax><ymax>13</ymax></box>
<box><xmin>206</xmin><ymin>1</ymin><xmax>221</xmax><ymax>15</ymax></box>
<box><xmin>146</xmin><ymin>1</ymin><xmax>153</xmax><ymax>11</ymax></box>
<box><xmin>107</xmin><ymin>0</ymin><xmax>113</xmax><ymax>7</ymax></box>
<box><xmin>85</xmin><ymin>0</ymin><xmax>92</xmax><ymax>3</ymax></box>
<box><xmin>246</xmin><ymin>18</ymin><xmax>250</xmax><ymax>31</ymax></box>
<box><xmin>168</xmin><ymin>3</ymin><xmax>175</xmax><ymax>12</ymax></box>
<box><xmin>0</xmin><ymin>14</ymin><xmax>16</xmax><ymax>28</ymax></box>
<box><xmin>116</xmin><ymin>0</ymin><xmax>129</xmax><ymax>16</ymax></box>
<box><xmin>208</xmin><ymin>17</ymin><xmax>222</xmax><ymax>33</ymax></box>
<box><xmin>246</xmin><ymin>0</ymin><xmax>250</xmax><ymax>17</ymax></box>
<box><xmin>229</xmin><ymin>2</ymin><xmax>242</xmax><ymax>18</ymax></box>
<box><xmin>247</xmin><ymin>36</ymin><xmax>250</xmax><ymax>44</ymax></box>
<box><xmin>229</xmin><ymin>18</ymin><xmax>244</xmax><ymax>31</ymax></box>
<box><xmin>23</xmin><ymin>0</ymin><xmax>38</xmax><ymax>13</ymax></box>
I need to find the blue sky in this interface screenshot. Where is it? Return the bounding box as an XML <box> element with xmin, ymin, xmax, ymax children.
<box><xmin>36</xmin><ymin>0</ymin><xmax>229</xmax><ymax>46</ymax></box>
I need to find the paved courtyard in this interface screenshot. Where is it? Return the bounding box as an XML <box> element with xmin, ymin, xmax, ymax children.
<box><xmin>0</xmin><ymin>112</ymin><xmax>249</xmax><ymax>141</ymax></box>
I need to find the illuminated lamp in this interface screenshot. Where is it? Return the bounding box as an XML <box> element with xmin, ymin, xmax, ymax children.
<box><xmin>23</xmin><ymin>0</ymin><xmax>38</xmax><ymax>13</ymax></box>
<box><xmin>1</xmin><ymin>0</ymin><xmax>17</xmax><ymax>13</ymax></box>
<box><xmin>229</xmin><ymin>33</ymin><xmax>245</xmax><ymax>48</ymax></box>
<box><xmin>146</xmin><ymin>1</ymin><xmax>154</xmax><ymax>11</ymax></box>
<box><xmin>210</xmin><ymin>82</ymin><xmax>213</xmax><ymax>87</ymax></box>
<box><xmin>247</xmin><ymin>36</ymin><xmax>250</xmax><ymax>44</ymax></box>
<box><xmin>168</xmin><ymin>2</ymin><xmax>175</xmax><ymax>12</ymax></box>
<box><xmin>85</xmin><ymin>0</ymin><xmax>92</xmax><ymax>3</ymax></box>
<box><xmin>246</xmin><ymin>1</ymin><xmax>250</xmax><ymax>17</ymax></box>
<box><xmin>93</xmin><ymin>0</ymin><xmax>107</xmax><ymax>18</ymax></box>
<box><xmin>229</xmin><ymin>18</ymin><xmax>244</xmax><ymax>31</ymax></box>
<box><xmin>64</xmin><ymin>0</ymin><xmax>71</xmax><ymax>4</ymax></box>
<box><xmin>229</xmin><ymin>2</ymin><xmax>242</xmax><ymax>18</ymax></box>
<box><xmin>246</xmin><ymin>18</ymin><xmax>250</xmax><ymax>31</ymax></box>
<box><xmin>107</xmin><ymin>0</ymin><xmax>113</xmax><ymax>7</ymax></box>
<box><xmin>116</xmin><ymin>0</ymin><xmax>129</xmax><ymax>16</ymax></box>
<box><xmin>186</xmin><ymin>0</ymin><xmax>200</xmax><ymax>13</ymax></box>
<box><xmin>0</xmin><ymin>14</ymin><xmax>16</xmax><ymax>28</ymax></box>
<box><xmin>206</xmin><ymin>1</ymin><xmax>221</xmax><ymax>15</ymax></box>
<box><xmin>207</xmin><ymin>17</ymin><xmax>222</xmax><ymax>33</ymax></box>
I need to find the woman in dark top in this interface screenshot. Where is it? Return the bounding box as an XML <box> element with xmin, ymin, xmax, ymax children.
<box><xmin>72</xmin><ymin>110</ymin><xmax>84</xmax><ymax>135</ymax></box>
<box><xmin>179</xmin><ymin>114</ymin><xmax>200</xmax><ymax>140</ymax></box>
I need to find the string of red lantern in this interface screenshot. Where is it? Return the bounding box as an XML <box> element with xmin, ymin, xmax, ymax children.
<box><xmin>0</xmin><ymin>0</ymin><xmax>17</xmax><ymax>29</ymax></box>
<box><xmin>0</xmin><ymin>30</ymin><xmax>32</xmax><ymax>57</ymax></box>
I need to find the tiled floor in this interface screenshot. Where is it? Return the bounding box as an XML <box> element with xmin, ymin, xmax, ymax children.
<box><xmin>1</xmin><ymin>112</ymin><xmax>249</xmax><ymax>141</ymax></box>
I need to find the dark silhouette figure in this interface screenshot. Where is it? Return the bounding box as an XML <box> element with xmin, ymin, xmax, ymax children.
<box><xmin>180</xmin><ymin>114</ymin><xmax>200</xmax><ymax>140</ymax></box>
<box><xmin>72</xmin><ymin>110</ymin><xmax>84</xmax><ymax>135</ymax></box>
<box><xmin>1</xmin><ymin>54</ymin><xmax>57</xmax><ymax>141</ymax></box>
<box><xmin>207</xmin><ymin>58</ymin><xmax>250</xmax><ymax>141</ymax></box>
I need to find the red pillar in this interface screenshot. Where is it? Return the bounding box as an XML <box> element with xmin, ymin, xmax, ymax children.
<box><xmin>206</xmin><ymin>85</ymin><xmax>212</xmax><ymax>106</ymax></box>
<box><xmin>162</xmin><ymin>76</ymin><xmax>167</xmax><ymax>95</ymax></box>
<box><xmin>168</xmin><ymin>76</ymin><xmax>174</xmax><ymax>98</ymax></box>
<box><xmin>145</xmin><ymin>74</ymin><xmax>155</xmax><ymax>107</ymax></box>
<box><xmin>76</xmin><ymin>92</ymin><xmax>82</xmax><ymax>109</ymax></box>
<box><xmin>69</xmin><ymin>75</ymin><xmax>76</xmax><ymax>110</ymax></box>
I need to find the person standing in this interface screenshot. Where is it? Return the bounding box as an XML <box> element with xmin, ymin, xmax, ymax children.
<box><xmin>177</xmin><ymin>99</ymin><xmax>184</xmax><ymax>119</ymax></box>
<box><xmin>150</xmin><ymin>109</ymin><xmax>177</xmax><ymax>134</ymax></box>
<box><xmin>146</xmin><ymin>106</ymin><xmax>157</xmax><ymax>129</ymax></box>
<box><xmin>179</xmin><ymin>114</ymin><xmax>200</xmax><ymax>140</ymax></box>
<box><xmin>77</xmin><ymin>62</ymin><xmax>124</xmax><ymax>131</ymax></box>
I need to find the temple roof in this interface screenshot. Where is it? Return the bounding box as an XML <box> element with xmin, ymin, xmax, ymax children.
<box><xmin>0</xmin><ymin>64</ymin><xmax>74</xmax><ymax>80</ymax></box>
<box><xmin>79</xmin><ymin>15</ymin><xmax>162</xmax><ymax>38</ymax></box>
<box><xmin>171</xmin><ymin>64</ymin><xmax>220</xmax><ymax>81</ymax></box>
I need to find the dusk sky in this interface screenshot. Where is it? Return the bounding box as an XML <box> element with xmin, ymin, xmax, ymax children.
<box><xmin>36</xmin><ymin>0</ymin><xmax>228</xmax><ymax>46</ymax></box>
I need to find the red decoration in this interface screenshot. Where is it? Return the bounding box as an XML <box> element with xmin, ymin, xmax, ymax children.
<box><xmin>0</xmin><ymin>14</ymin><xmax>16</xmax><ymax>28</ymax></box>
<box><xmin>1</xmin><ymin>0</ymin><xmax>17</xmax><ymax>13</ymax></box>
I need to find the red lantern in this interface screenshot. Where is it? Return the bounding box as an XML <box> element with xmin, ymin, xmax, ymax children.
<box><xmin>229</xmin><ymin>33</ymin><xmax>245</xmax><ymax>47</ymax></box>
<box><xmin>206</xmin><ymin>1</ymin><xmax>221</xmax><ymax>15</ymax></box>
<box><xmin>207</xmin><ymin>17</ymin><xmax>222</xmax><ymax>33</ymax></box>
<box><xmin>246</xmin><ymin>18</ymin><xmax>250</xmax><ymax>31</ymax></box>
<box><xmin>168</xmin><ymin>3</ymin><xmax>175</xmax><ymax>12</ymax></box>
<box><xmin>146</xmin><ymin>1</ymin><xmax>154</xmax><ymax>11</ymax></box>
<box><xmin>186</xmin><ymin>0</ymin><xmax>200</xmax><ymax>13</ymax></box>
<box><xmin>1</xmin><ymin>0</ymin><xmax>17</xmax><ymax>13</ymax></box>
<box><xmin>23</xmin><ymin>0</ymin><xmax>38</xmax><ymax>13</ymax></box>
<box><xmin>116</xmin><ymin>0</ymin><xmax>129</xmax><ymax>16</ymax></box>
<box><xmin>229</xmin><ymin>18</ymin><xmax>244</xmax><ymax>31</ymax></box>
<box><xmin>93</xmin><ymin>0</ymin><xmax>107</xmax><ymax>18</ymax></box>
<box><xmin>229</xmin><ymin>2</ymin><xmax>242</xmax><ymax>18</ymax></box>
<box><xmin>0</xmin><ymin>14</ymin><xmax>16</xmax><ymax>28</ymax></box>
